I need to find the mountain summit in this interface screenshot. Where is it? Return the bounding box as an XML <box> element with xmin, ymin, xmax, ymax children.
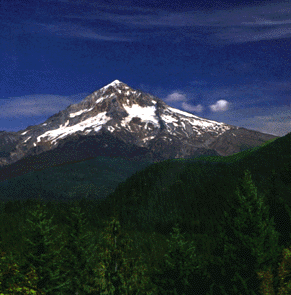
<box><xmin>0</xmin><ymin>80</ymin><xmax>278</xmax><ymax>172</ymax></box>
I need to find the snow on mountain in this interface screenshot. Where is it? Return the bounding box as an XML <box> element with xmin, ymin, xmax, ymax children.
<box><xmin>0</xmin><ymin>80</ymin><xmax>279</xmax><ymax>169</ymax></box>
<box><xmin>23</xmin><ymin>80</ymin><xmax>230</xmax><ymax>146</ymax></box>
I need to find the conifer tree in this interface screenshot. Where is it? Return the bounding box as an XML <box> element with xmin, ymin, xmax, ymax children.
<box><xmin>206</xmin><ymin>169</ymin><xmax>284</xmax><ymax>294</ymax></box>
<box><xmin>256</xmin><ymin>190</ymin><xmax>291</xmax><ymax>295</ymax></box>
<box><xmin>91</xmin><ymin>206</ymin><xmax>157</xmax><ymax>294</ymax></box>
<box><xmin>257</xmin><ymin>244</ymin><xmax>291</xmax><ymax>295</ymax></box>
<box><xmin>0</xmin><ymin>246</ymin><xmax>45</xmax><ymax>294</ymax></box>
<box><xmin>149</xmin><ymin>221</ymin><xmax>211</xmax><ymax>294</ymax></box>
<box><xmin>55</xmin><ymin>203</ymin><xmax>101</xmax><ymax>294</ymax></box>
<box><xmin>18</xmin><ymin>201</ymin><xmax>71</xmax><ymax>294</ymax></box>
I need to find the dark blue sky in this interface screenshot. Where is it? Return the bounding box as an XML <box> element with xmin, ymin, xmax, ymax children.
<box><xmin>0</xmin><ymin>0</ymin><xmax>290</xmax><ymax>136</ymax></box>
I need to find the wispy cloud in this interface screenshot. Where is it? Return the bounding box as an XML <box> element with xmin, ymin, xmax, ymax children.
<box><xmin>217</xmin><ymin>106</ymin><xmax>291</xmax><ymax>136</ymax></box>
<box><xmin>242</xmin><ymin>19</ymin><xmax>291</xmax><ymax>26</ymax></box>
<box><xmin>0</xmin><ymin>93</ymin><xmax>88</xmax><ymax>118</ymax></box>
<box><xmin>217</xmin><ymin>26</ymin><xmax>291</xmax><ymax>43</ymax></box>
<box><xmin>22</xmin><ymin>20</ymin><xmax>133</xmax><ymax>42</ymax></box>
<box><xmin>58</xmin><ymin>2</ymin><xmax>291</xmax><ymax>43</ymax></box>
<box><xmin>3</xmin><ymin>1</ymin><xmax>290</xmax><ymax>44</ymax></box>
<box><xmin>57</xmin><ymin>0</ymin><xmax>159</xmax><ymax>14</ymax></box>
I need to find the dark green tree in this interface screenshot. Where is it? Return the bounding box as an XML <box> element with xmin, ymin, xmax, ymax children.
<box><xmin>55</xmin><ymin>203</ymin><xmax>101</xmax><ymax>294</ymax></box>
<box><xmin>18</xmin><ymin>201</ymin><xmax>70</xmax><ymax>294</ymax></box>
<box><xmin>0</xmin><ymin>245</ymin><xmax>45</xmax><ymax>295</ymax></box>
<box><xmin>150</xmin><ymin>221</ymin><xmax>211</xmax><ymax>294</ymax></box>
<box><xmin>206</xmin><ymin>169</ymin><xmax>284</xmax><ymax>294</ymax></box>
<box><xmin>91</xmin><ymin>207</ymin><xmax>157</xmax><ymax>294</ymax></box>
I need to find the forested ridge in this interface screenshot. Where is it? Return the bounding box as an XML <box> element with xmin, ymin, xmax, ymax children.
<box><xmin>0</xmin><ymin>133</ymin><xmax>290</xmax><ymax>294</ymax></box>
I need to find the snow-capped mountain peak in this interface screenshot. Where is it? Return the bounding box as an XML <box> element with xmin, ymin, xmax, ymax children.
<box><xmin>103</xmin><ymin>79</ymin><xmax>125</xmax><ymax>88</ymax></box>
<box><xmin>0</xmin><ymin>80</ymin><xmax>278</xmax><ymax>168</ymax></box>
<box><xmin>100</xmin><ymin>79</ymin><xmax>130</xmax><ymax>93</ymax></box>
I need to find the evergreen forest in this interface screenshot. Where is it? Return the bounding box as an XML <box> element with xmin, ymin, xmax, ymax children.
<box><xmin>0</xmin><ymin>132</ymin><xmax>290</xmax><ymax>294</ymax></box>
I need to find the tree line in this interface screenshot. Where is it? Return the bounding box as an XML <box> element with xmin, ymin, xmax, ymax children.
<box><xmin>0</xmin><ymin>169</ymin><xmax>291</xmax><ymax>294</ymax></box>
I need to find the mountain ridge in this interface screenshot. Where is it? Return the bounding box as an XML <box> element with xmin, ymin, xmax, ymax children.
<box><xmin>0</xmin><ymin>79</ymin><xmax>279</xmax><ymax>179</ymax></box>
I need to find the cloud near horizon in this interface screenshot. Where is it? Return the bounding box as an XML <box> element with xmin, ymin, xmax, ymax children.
<box><xmin>0</xmin><ymin>87</ymin><xmax>288</xmax><ymax>137</ymax></box>
<box><xmin>0</xmin><ymin>93</ymin><xmax>88</xmax><ymax>118</ymax></box>
<box><xmin>165</xmin><ymin>91</ymin><xmax>229</xmax><ymax>113</ymax></box>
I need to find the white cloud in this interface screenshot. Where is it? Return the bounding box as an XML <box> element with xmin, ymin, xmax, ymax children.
<box><xmin>181</xmin><ymin>102</ymin><xmax>203</xmax><ymax>113</ymax></box>
<box><xmin>165</xmin><ymin>92</ymin><xmax>186</xmax><ymax>102</ymax></box>
<box><xmin>209</xmin><ymin>100</ymin><xmax>229</xmax><ymax>112</ymax></box>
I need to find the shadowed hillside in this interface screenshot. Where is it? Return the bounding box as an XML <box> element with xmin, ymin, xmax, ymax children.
<box><xmin>0</xmin><ymin>133</ymin><xmax>290</xmax><ymax>294</ymax></box>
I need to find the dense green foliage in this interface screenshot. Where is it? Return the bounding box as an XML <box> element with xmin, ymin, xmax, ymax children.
<box><xmin>205</xmin><ymin>170</ymin><xmax>283</xmax><ymax>294</ymax></box>
<box><xmin>0</xmin><ymin>132</ymin><xmax>290</xmax><ymax>294</ymax></box>
<box><xmin>0</xmin><ymin>156</ymin><xmax>155</xmax><ymax>203</ymax></box>
<box><xmin>17</xmin><ymin>202</ymin><xmax>70</xmax><ymax>294</ymax></box>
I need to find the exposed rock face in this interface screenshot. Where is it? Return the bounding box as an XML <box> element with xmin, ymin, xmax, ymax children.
<box><xmin>0</xmin><ymin>79</ymin><xmax>279</xmax><ymax>180</ymax></box>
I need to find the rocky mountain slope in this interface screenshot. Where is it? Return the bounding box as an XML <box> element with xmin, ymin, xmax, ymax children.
<box><xmin>0</xmin><ymin>80</ymin><xmax>278</xmax><ymax>179</ymax></box>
